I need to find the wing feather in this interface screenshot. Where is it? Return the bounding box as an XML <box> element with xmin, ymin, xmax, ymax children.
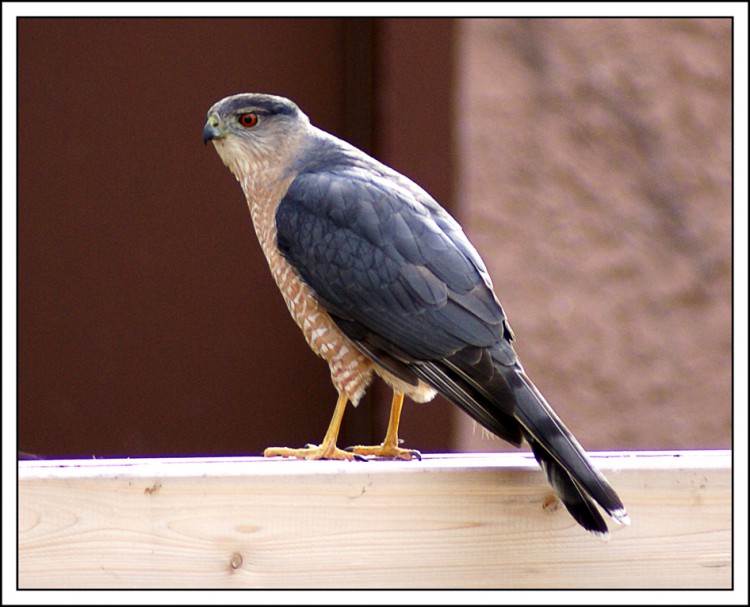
<box><xmin>275</xmin><ymin>169</ymin><xmax>508</xmax><ymax>361</ymax></box>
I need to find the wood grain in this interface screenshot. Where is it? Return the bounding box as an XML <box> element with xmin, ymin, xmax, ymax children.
<box><xmin>18</xmin><ymin>451</ymin><xmax>732</xmax><ymax>588</ymax></box>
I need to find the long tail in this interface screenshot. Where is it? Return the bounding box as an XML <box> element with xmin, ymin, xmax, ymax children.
<box><xmin>414</xmin><ymin>347</ymin><xmax>629</xmax><ymax>537</ymax></box>
<box><xmin>508</xmin><ymin>367</ymin><xmax>629</xmax><ymax>536</ymax></box>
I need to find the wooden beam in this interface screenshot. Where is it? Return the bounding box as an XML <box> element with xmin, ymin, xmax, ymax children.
<box><xmin>18</xmin><ymin>451</ymin><xmax>731</xmax><ymax>589</ymax></box>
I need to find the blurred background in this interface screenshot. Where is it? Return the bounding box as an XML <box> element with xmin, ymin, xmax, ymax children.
<box><xmin>16</xmin><ymin>18</ymin><xmax>732</xmax><ymax>459</ymax></box>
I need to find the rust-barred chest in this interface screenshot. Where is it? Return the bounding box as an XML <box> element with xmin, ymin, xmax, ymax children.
<box><xmin>241</xmin><ymin>175</ymin><xmax>375</xmax><ymax>404</ymax></box>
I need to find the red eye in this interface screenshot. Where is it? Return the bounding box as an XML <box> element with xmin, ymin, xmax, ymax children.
<box><xmin>239</xmin><ymin>113</ymin><xmax>258</xmax><ymax>128</ymax></box>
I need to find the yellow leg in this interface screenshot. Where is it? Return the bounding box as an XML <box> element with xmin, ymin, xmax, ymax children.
<box><xmin>263</xmin><ymin>392</ymin><xmax>358</xmax><ymax>461</ymax></box>
<box><xmin>348</xmin><ymin>391</ymin><xmax>421</xmax><ymax>460</ymax></box>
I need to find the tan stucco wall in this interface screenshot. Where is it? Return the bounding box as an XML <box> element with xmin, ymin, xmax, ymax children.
<box><xmin>455</xmin><ymin>18</ymin><xmax>732</xmax><ymax>451</ymax></box>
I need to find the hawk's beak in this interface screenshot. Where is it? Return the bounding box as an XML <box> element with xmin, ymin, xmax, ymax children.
<box><xmin>203</xmin><ymin>116</ymin><xmax>222</xmax><ymax>145</ymax></box>
<box><xmin>203</xmin><ymin>122</ymin><xmax>221</xmax><ymax>145</ymax></box>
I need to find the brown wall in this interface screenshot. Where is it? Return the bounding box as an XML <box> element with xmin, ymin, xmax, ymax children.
<box><xmin>17</xmin><ymin>18</ymin><xmax>456</xmax><ymax>458</ymax></box>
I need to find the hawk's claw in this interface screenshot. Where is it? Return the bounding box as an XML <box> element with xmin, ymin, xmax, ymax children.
<box><xmin>264</xmin><ymin>443</ymin><xmax>360</xmax><ymax>461</ymax></box>
<box><xmin>345</xmin><ymin>444</ymin><xmax>422</xmax><ymax>461</ymax></box>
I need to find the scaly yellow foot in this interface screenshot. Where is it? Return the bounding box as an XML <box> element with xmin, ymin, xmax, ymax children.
<box><xmin>347</xmin><ymin>442</ymin><xmax>421</xmax><ymax>461</ymax></box>
<box><xmin>263</xmin><ymin>392</ymin><xmax>366</xmax><ymax>461</ymax></box>
<box><xmin>347</xmin><ymin>391</ymin><xmax>421</xmax><ymax>460</ymax></box>
<box><xmin>264</xmin><ymin>443</ymin><xmax>363</xmax><ymax>461</ymax></box>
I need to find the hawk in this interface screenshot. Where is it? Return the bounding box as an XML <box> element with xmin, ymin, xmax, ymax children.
<box><xmin>203</xmin><ymin>93</ymin><xmax>629</xmax><ymax>536</ymax></box>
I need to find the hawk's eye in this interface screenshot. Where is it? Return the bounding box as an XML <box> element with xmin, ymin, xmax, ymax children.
<box><xmin>239</xmin><ymin>113</ymin><xmax>258</xmax><ymax>128</ymax></box>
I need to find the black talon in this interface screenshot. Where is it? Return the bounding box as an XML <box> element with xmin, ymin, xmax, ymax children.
<box><xmin>343</xmin><ymin>447</ymin><xmax>370</xmax><ymax>461</ymax></box>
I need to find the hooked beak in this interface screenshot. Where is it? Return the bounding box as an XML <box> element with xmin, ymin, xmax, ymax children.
<box><xmin>202</xmin><ymin>115</ymin><xmax>223</xmax><ymax>145</ymax></box>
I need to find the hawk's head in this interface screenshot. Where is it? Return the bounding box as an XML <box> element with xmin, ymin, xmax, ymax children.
<box><xmin>203</xmin><ymin>93</ymin><xmax>311</xmax><ymax>182</ymax></box>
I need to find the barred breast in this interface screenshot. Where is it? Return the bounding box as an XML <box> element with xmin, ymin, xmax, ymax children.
<box><xmin>241</xmin><ymin>175</ymin><xmax>375</xmax><ymax>405</ymax></box>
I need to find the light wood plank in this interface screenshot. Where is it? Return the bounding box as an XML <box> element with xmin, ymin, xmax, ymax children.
<box><xmin>18</xmin><ymin>451</ymin><xmax>731</xmax><ymax>588</ymax></box>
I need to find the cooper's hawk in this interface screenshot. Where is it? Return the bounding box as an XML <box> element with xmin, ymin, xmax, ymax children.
<box><xmin>203</xmin><ymin>93</ymin><xmax>629</xmax><ymax>536</ymax></box>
